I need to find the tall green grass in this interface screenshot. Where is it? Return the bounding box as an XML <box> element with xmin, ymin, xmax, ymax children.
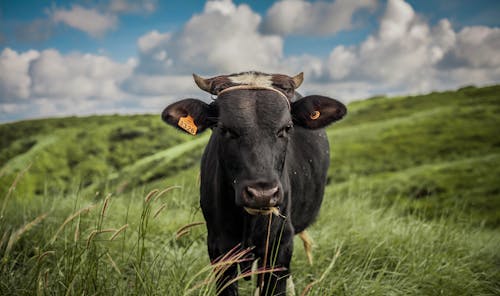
<box><xmin>1</xmin><ymin>172</ymin><xmax>498</xmax><ymax>295</ymax></box>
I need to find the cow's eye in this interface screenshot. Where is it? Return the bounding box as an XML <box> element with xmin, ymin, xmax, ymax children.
<box><xmin>282</xmin><ymin>87</ymin><xmax>293</xmax><ymax>96</ymax></box>
<box><xmin>220</xmin><ymin>127</ymin><xmax>239</xmax><ymax>139</ymax></box>
<box><xmin>277</xmin><ymin>124</ymin><xmax>292</xmax><ymax>138</ymax></box>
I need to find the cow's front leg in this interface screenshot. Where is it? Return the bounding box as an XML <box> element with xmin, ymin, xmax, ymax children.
<box><xmin>256</xmin><ymin>226</ymin><xmax>294</xmax><ymax>295</ymax></box>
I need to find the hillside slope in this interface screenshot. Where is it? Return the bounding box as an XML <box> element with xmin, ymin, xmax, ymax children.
<box><xmin>329</xmin><ymin>85</ymin><xmax>500</xmax><ymax>227</ymax></box>
<box><xmin>0</xmin><ymin>114</ymin><xmax>194</xmax><ymax>196</ymax></box>
<box><xmin>2</xmin><ymin>85</ymin><xmax>498</xmax><ymax>226</ymax></box>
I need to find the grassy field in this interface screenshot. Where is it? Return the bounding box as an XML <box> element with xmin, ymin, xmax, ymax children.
<box><xmin>0</xmin><ymin>85</ymin><xmax>499</xmax><ymax>295</ymax></box>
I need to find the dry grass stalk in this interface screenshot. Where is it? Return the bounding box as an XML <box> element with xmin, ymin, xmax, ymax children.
<box><xmin>4</xmin><ymin>213</ymin><xmax>48</xmax><ymax>257</ymax></box>
<box><xmin>110</xmin><ymin>224</ymin><xmax>129</xmax><ymax>241</ymax></box>
<box><xmin>86</xmin><ymin>228</ymin><xmax>116</xmax><ymax>248</ymax></box>
<box><xmin>199</xmin><ymin>245</ymin><xmax>286</xmax><ymax>295</ymax></box>
<box><xmin>214</xmin><ymin>244</ymin><xmax>246</xmax><ymax>263</ymax></box>
<box><xmin>176</xmin><ymin>222</ymin><xmax>205</xmax><ymax>236</ymax></box>
<box><xmin>175</xmin><ymin>229</ymin><xmax>190</xmax><ymax>240</ymax></box>
<box><xmin>37</xmin><ymin>268</ymin><xmax>50</xmax><ymax>295</ymax></box>
<box><xmin>1</xmin><ymin>162</ymin><xmax>32</xmax><ymax>218</ymax></box>
<box><xmin>37</xmin><ymin>251</ymin><xmax>55</xmax><ymax>264</ymax></box>
<box><xmin>153</xmin><ymin>185</ymin><xmax>181</xmax><ymax>202</ymax></box>
<box><xmin>107</xmin><ymin>252</ymin><xmax>121</xmax><ymax>275</ymax></box>
<box><xmin>144</xmin><ymin>189</ymin><xmax>159</xmax><ymax>203</ymax></box>
<box><xmin>50</xmin><ymin>204</ymin><xmax>96</xmax><ymax>244</ymax></box>
<box><xmin>101</xmin><ymin>193</ymin><xmax>112</xmax><ymax>220</ymax></box>
<box><xmin>300</xmin><ymin>244</ymin><xmax>342</xmax><ymax>296</ymax></box>
<box><xmin>175</xmin><ymin>222</ymin><xmax>205</xmax><ymax>240</ymax></box>
<box><xmin>221</xmin><ymin>266</ymin><xmax>287</xmax><ymax>293</ymax></box>
<box><xmin>244</xmin><ymin>206</ymin><xmax>286</xmax><ymax>219</ymax></box>
<box><xmin>211</xmin><ymin>247</ymin><xmax>254</xmax><ymax>284</ymax></box>
<box><xmin>74</xmin><ymin>219</ymin><xmax>80</xmax><ymax>242</ymax></box>
<box><xmin>86</xmin><ymin>230</ymin><xmax>99</xmax><ymax>248</ymax></box>
<box><xmin>259</xmin><ymin>213</ymin><xmax>273</xmax><ymax>293</ymax></box>
<box><xmin>153</xmin><ymin>204</ymin><xmax>167</xmax><ymax>218</ymax></box>
<box><xmin>43</xmin><ymin>269</ymin><xmax>49</xmax><ymax>291</ymax></box>
<box><xmin>98</xmin><ymin>228</ymin><xmax>117</xmax><ymax>233</ymax></box>
<box><xmin>185</xmin><ymin>245</ymin><xmax>255</xmax><ymax>295</ymax></box>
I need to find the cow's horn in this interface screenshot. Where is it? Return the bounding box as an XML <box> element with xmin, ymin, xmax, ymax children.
<box><xmin>193</xmin><ymin>74</ymin><xmax>211</xmax><ymax>93</ymax></box>
<box><xmin>292</xmin><ymin>72</ymin><xmax>304</xmax><ymax>89</ymax></box>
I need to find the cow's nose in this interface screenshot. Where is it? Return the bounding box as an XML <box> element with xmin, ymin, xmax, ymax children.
<box><xmin>243</xmin><ymin>182</ymin><xmax>280</xmax><ymax>208</ymax></box>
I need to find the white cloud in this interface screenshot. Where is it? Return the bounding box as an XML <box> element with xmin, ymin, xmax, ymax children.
<box><xmin>323</xmin><ymin>0</ymin><xmax>500</xmax><ymax>98</ymax></box>
<box><xmin>378</xmin><ymin>0</ymin><xmax>414</xmax><ymax>40</ymax></box>
<box><xmin>29</xmin><ymin>49</ymin><xmax>133</xmax><ymax>100</ymax></box>
<box><xmin>0</xmin><ymin>48</ymin><xmax>39</xmax><ymax>100</ymax></box>
<box><xmin>138</xmin><ymin>30</ymin><xmax>171</xmax><ymax>53</ymax></box>
<box><xmin>176</xmin><ymin>0</ymin><xmax>283</xmax><ymax>73</ymax></box>
<box><xmin>2</xmin><ymin>0</ymin><xmax>500</xmax><ymax>121</ymax></box>
<box><xmin>125</xmin><ymin>0</ymin><xmax>287</xmax><ymax>100</ymax></box>
<box><xmin>281</xmin><ymin>54</ymin><xmax>324</xmax><ymax>80</ymax></box>
<box><xmin>52</xmin><ymin>5</ymin><xmax>118</xmax><ymax>37</ymax></box>
<box><xmin>261</xmin><ymin>0</ymin><xmax>377</xmax><ymax>36</ymax></box>
<box><xmin>0</xmin><ymin>48</ymin><xmax>140</xmax><ymax>120</ymax></box>
<box><xmin>132</xmin><ymin>0</ymin><xmax>283</xmax><ymax>76</ymax></box>
<box><xmin>20</xmin><ymin>1</ymin><xmax>155</xmax><ymax>42</ymax></box>
<box><xmin>327</xmin><ymin>46</ymin><xmax>356</xmax><ymax>80</ymax></box>
<box><xmin>0</xmin><ymin>47</ymin><xmax>202</xmax><ymax>121</ymax></box>
<box><xmin>440</xmin><ymin>26</ymin><xmax>500</xmax><ymax>69</ymax></box>
<box><xmin>122</xmin><ymin>74</ymin><xmax>197</xmax><ymax>97</ymax></box>
<box><xmin>304</xmin><ymin>81</ymin><xmax>374</xmax><ymax>101</ymax></box>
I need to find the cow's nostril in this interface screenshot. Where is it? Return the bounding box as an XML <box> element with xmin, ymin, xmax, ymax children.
<box><xmin>245</xmin><ymin>186</ymin><xmax>254</xmax><ymax>197</ymax></box>
<box><xmin>246</xmin><ymin>185</ymin><xmax>279</xmax><ymax>201</ymax></box>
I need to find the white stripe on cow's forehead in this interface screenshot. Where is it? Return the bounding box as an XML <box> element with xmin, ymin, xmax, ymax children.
<box><xmin>228</xmin><ymin>72</ymin><xmax>273</xmax><ymax>87</ymax></box>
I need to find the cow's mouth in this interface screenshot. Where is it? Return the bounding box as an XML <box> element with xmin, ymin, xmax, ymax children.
<box><xmin>243</xmin><ymin>206</ymin><xmax>281</xmax><ymax>216</ymax></box>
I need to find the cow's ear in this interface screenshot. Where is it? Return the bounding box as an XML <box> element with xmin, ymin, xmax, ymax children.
<box><xmin>291</xmin><ymin>95</ymin><xmax>346</xmax><ymax>129</ymax></box>
<box><xmin>161</xmin><ymin>99</ymin><xmax>217</xmax><ymax>135</ymax></box>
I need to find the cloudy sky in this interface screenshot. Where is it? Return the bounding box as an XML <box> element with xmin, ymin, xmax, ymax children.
<box><xmin>1</xmin><ymin>0</ymin><xmax>499</xmax><ymax>122</ymax></box>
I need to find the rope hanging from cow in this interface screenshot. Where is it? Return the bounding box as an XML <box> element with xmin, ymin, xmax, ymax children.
<box><xmin>217</xmin><ymin>85</ymin><xmax>291</xmax><ymax>110</ymax></box>
<box><xmin>243</xmin><ymin>206</ymin><xmax>314</xmax><ymax>266</ymax></box>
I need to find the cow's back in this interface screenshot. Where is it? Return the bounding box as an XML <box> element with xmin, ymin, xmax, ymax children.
<box><xmin>288</xmin><ymin>126</ymin><xmax>330</xmax><ymax>233</ymax></box>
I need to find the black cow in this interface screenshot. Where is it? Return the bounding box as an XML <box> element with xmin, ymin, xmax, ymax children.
<box><xmin>162</xmin><ymin>71</ymin><xmax>346</xmax><ymax>295</ymax></box>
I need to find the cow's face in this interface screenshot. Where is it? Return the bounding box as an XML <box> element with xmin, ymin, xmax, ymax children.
<box><xmin>162</xmin><ymin>72</ymin><xmax>346</xmax><ymax>210</ymax></box>
<box><xmin>214</xmin><ymin>89</ymin><xmax>292</xmax><ymax>209</ymax></box>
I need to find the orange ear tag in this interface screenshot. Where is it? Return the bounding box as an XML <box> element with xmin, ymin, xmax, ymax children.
<box><xmin>310</xmin><ymin>111</ymin><xmax>320</xmax><ymax>120</ymax></box>
<box><xmin>178</xmin><ymin>115</ymin><xmax>198</xmax><ymax>135</ymax></box>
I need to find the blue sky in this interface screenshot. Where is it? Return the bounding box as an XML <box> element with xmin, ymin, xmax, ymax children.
<box><xmin>1</xmin><ymin>0</ymin><xmax>499</xmax><ymax>122</ymax></box>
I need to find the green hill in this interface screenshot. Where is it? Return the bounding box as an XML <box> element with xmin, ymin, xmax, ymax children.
<box><xmin>2</xmin><ymin>85</ymin><xmax>499</xmax><ymax>226</ymax></box>
<box><xmin>0</xmin><ymin>85</ymin><xmax>499</xmax><ymax>295</ymax></box>
<box><xmin>0</xmin><ymin>114</ymin><xmax>196</xmax><ymax>195</ymax></box>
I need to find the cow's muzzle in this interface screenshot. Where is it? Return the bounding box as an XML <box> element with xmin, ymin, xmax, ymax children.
<box><xmin>241</xmin><ymin>181</ymin><xmax>282</xmax><ymax>209</ymax></box>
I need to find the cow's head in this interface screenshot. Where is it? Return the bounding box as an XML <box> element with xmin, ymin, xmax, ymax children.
<box><xmin>162</xmin><ymin>72</ymin><xmax>346</xmax><ymax>211</ymax></box>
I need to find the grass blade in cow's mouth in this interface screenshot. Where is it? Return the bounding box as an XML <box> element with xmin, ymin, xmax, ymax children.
<box><xmin>243</xmin><ymin>206</ymin><xmax>281</xmax><ymax>216</ymax></box>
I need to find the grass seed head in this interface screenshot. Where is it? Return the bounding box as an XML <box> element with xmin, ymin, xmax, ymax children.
<box><xmin>110</xmin><ymin>224</ymin><xmax>129</xmax><ymax>241</ymax></box>
<box><xmin>144</xmin><ymin>189</ymin><xmax>159</xmax><ymax>203</ymax></box>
